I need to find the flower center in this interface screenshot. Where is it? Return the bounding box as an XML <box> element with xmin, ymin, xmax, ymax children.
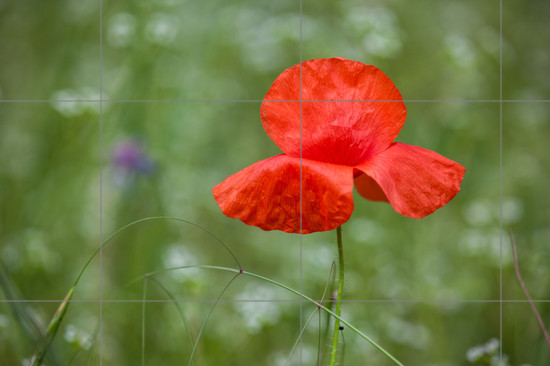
<box><xmin>301</xmin><ymin>128</ymin><xmax>375</xmax><ymax>166</ymax></box>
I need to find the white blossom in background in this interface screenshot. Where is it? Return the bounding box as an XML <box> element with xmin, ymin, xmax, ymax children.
<box><xmin>50</xmin><ymin>87</ymin><xmax>105</xmax><ymax>117</ymax></box>
<box><xmin>491</xmin><ymin>230</ymin><xmax>512</xmax><ymax>266</ymax></box>
<box><xmin>349</xmin><ymin>217</ymin><xmax>384</xmax><ymax>244</ymax></box>
<box><xmin>0</xmin><ymin>313</ymin><xmax>8</xmax><ymax>329</ymax></box>
<box><xmin>21</xmin><ymin>359</ymin><xmax>44</xmax><ymax>366</ymax></box>
<box><xmin>346</xmin><ymin>6</ymin><xmax>402</xmax><ymax>58</ymax></box>
<box><xmin>466</xmin><ymin>338</ymin><xmax>511</xmax><ymax>366</ymax></box>
<box><xmin>502</xmin><ymin>197</ymin><xmax>524</xmax><ymax>224</ymax></box>
<box><xmin>2</xmin><ymin>243</ymin><xmax>22</xmax><ymax>271</ymax></box>
<box><xmin>63</xmin><ymin>324</ymin><xmax>93</xmax><ymax>350</ymax></box>
<box><xmin>237</xmin><ymin>16</ymin><xmax>287</xmax><ymax>72</ymax></box>
<box><xmin>459</xmin><ymin>229</ymin><xmax>488</xmax><ymax>256</ymax></box>
<box><xmin>145</xmin><ymin>13</ymin><xmax>178</xmax><ymax>46</ymax></box>
<box><xmin>445</xmin><ymin>33</ymin><xmax>476</xmax><ymax>67</ymax></box>
<box><xmin>385</xmin><ymin>317</ymin><xmax>430</xmax><ymax>349</ymax></box>
<box><xmin>234</xmin><ymin>283</ymin><xmax>281</xmax><ymax>334</ymax></box>
<box><xmin>269</xmin><ymin>346</ymin><xmax>315</xmax><ymax>366</ymax></box>
<box><xmin>23</xmin><ymin>229</ymin><xmax>61</xmax><ymax>273</ymax></box>
<box><xmin>459</xmin><ymin>228</ymin><xmax>511</xmax><ymax>266</ymax></box>
<box><xmin>161</xmin><ymin>244</ymin><xmax>199</xmax><ymax>282</ymax></box>
<box><xmin>462</xmin><ymin>199</ymin><xmax>495</xmax><ymax>226</ymax></box>
<box><xmin>108</xmin><ymin>13</ymin><xmax>137</xmax><ymax>48</ymax></box>
<box><xmin>304</xmin><ymin>242</ymin><xmax>333</xmax><ymax>269</ymax></box>
<box><xmin>50</xmin><ymin>90</ymin><xmax>82</xmax><ymax>117</ymax></box>
<box><xmin>232</xmin><ymin>9</ymin><xmax>302</xmax><ymax>73</ymax></box>
<box><xmin>303</xmin><ymin>240</ymin><xmax>335</xmax><ymax>286</ymax></box>
<box><xmin>269</xmin><ymin>351</ymin><xmax>287</xmax><ymax>366</ymax></box>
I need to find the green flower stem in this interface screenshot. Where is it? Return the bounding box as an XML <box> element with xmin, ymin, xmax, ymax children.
<box><xmin>330</xmin><ymin>226</ymin><xmax>344</xmax><ymax>366</ymax></box>
<box><xmin>141</xmin><ymin>265</ymin><xmax>404</xmax><ymax>366</ymax></box>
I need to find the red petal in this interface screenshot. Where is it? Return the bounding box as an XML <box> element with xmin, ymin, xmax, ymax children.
<box><xmin>355</xmin><ymin>143</ymin><xmax>465</xmax><ymax>218</ymax></box>
<box><xmin>261</xmin><ymin>58</ymin><xmax>406</xmax><ymax>166</ymax></box>
<box><xmin>213</xmin><ymin>154</ymin><xmax>354</xmax><ymax>234</ymax></box>
<box><xmin>354</xmin><ymin>174</ymin><xmax>389</xmax><ymax>202</ymax></box>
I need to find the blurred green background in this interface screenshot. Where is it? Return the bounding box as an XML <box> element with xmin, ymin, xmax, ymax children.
<box><xmin>1</xmin><ymin>0</ymin><xmax>549</xmax><ymax>365</ymax></box>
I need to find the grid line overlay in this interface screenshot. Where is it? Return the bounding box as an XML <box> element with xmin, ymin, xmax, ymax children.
<box><xmin>0</xmin><ymin>1</ymin><xmax>547</xmax><ymax>366</ymax></box>
<box><xmin>2</xmin><ymin>299</ymin><xmax>550</xmax><ymax>304</ymax></box>
<box><xmin>299</xmin><ymin>0</ymin><xmax>304</xmax><ymax>364</ymax></box>
<box><xmin>99</xmin><ymin>0</ymin><xmax>104</xmax><ymax>364</ymax></box>
<box><xmin>1</xmin><ymin>99</ymin><xmax>550</xmax><ymax>103</ymax></box>
<box><xmin>499</xmin><ymin>0</ymin><xmax>503</xmax><ymax>364</ymax></box>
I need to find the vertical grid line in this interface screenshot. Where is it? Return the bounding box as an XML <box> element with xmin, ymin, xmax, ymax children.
<box><xmin>99</xmin><ymin>0</ymin><xmax>104</xmax><ymax>364</ymax></box>
<box><xmin>299</xmin><ymin>0</ymin><xmax>303</xmax><ymax>364</ymax></box>
<box><xmin>499</xmin><ymin>0</ymin><xmax>503</xmax><ymax>364</ymax></box>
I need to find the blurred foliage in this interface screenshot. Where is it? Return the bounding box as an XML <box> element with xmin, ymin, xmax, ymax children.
<box><xmin>1</xmin><ymin>0</ymin><xmax>549</xmax><ymax>365</ymax></box>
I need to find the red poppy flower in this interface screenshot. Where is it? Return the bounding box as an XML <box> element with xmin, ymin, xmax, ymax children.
<box><xmin>213</xmin><ymin>58</ymin><xmax>465</xmax><ymax>234</ymax></box>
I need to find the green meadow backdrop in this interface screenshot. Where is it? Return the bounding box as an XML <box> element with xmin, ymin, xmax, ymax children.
<box><xmin>1</xmin><ymin>0</ymin><xmax>549</xmax><ymax>365</ymax></box>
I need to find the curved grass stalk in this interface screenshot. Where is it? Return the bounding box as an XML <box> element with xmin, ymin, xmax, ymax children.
<box><xmin>147</xmin><ymin>277</ymin><xmax>197</xmax><ymax>364</ymax></box>
<box><xmin>142</xmin><ymin>265</ymin><xmax>404</xmax><ymax>366</ymax></box>
<box><xmin>126</xmin><ymin>272</ymin><xmax>241</xmax><ymax>366</ymax></box>
<box><xmin>32</xmin><ymin>217</ymin><xmax>403</xmax><ymax>366</ymax></box>
<box><xmin>319</xmin><ymin>263</ymin><xmax>337</xmax><ymax>366</ymax></box>
<box><xmin>187</xmin><ymin>273</ymin><xmax>241</xmax><ymax>366</ymax></box>
<box><xmin>286</xmin><ymin>261</ymin><xmax>335</xmax><ymax>366</ymax></box>
<box><xmin>73</xmin><ymin>216</ymin><xmax>242</xmax><ymax>288</ymax></box>
<box><xmin>29</xmin><ymin>216</ymin><xmax>241</xmax><ymax>366</ymax></box>
<box><xmin>75</xmin><ymin>276</ymin><xmax>198</xmax><ymax>366</ymax></box>
<box><xmin>286</xmin><ymin>307</ymin><xmax>319</xmax><ymax>365</ymax></box>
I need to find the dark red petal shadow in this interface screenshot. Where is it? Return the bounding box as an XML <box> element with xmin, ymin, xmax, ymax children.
<box><xmin>355</xmin><ymin>143</ymin><xmax>465</xmax><ymax>218</ymax></box>
<box><xmin>261</xmin><ymin>58</ymin><xmax>406</xmax><ymax>166</ymax></box>
<box><xmin>354</xmin><ymin>174</ymin><xmax>389</xmax><ymax>202</ymax></box>
<box><xmin>213</xmin><ymin>154</ymin><xmax>354</xmax><ymax>234</ymax></box>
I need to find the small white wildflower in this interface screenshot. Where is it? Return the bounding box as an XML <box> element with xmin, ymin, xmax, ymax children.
<box><xmin>64</xmin><ymin>324</ymin><xmax>93</xmax><ymax>350</ymax></box>
<box><xmin>386</xmin><ymin>317</ymin><xmax>430</xmax><ymax>349</ymax></box>
<box><xmin>235</xmin><ymin>284</ymin><xmax>281</xmax><ymax>334</ymax></box>
<box><xmin>0</xmin><ymin>314</ymin><xmax>9</xmax><ymax>328</ymax></box>
<box><xmin>459</xmin><ymin>229</ymin><xmax>487</xmax><ymax>256</ymax></box>
<box><xmin>161</xmin><ymin>244</ymin><xmax>199</xmax><ymax>282</ymax></box>
<box><xmin>22</xmin><ymin>358</ymin><xmax>45</xmax><ymax>366</ymax></box>
<box><xmin>64</xmin><ymin>324</ymin><xmax>78</xmax><ymax>343</ymax></box>
<box><xmin>145</xmin><ymin>13</ymin><xmax>178</xmax><ymax>46</ymax></box>
<box><xmin>445</xmin><ymin>34</ymin><xmax>476</xmax><ymax>67</ymax></box>
<box><xmin>108</xmin><ymin>13</ymin><xmax>137</xmax><ymax>48</ymax></box>
<box><xmin>349</xmin><ymin>217</ymin><xmax>383</xmax><ymax>244</ymax></box>
<box><xmin>363</xmin><ymin>31</ymin><xmax>402</xmax><ymax>58</ymax></box>
<box><xmin>502</xmin><ymin>197</ymin><xmax>524</xmax><ymax>224</ymax></box>
<box><xmin>50</xmin><ymin>87</ymin><xmax>102</xmax><ymax>117</ymax></box>
<box><xmin>466</xmin><ymin>345</ymin><xmax>484</xmax><ymax>362</ymax></box>
<box><xmin>50</xmin><ymin>90</ymin><xmax>81</xmax><ymax>118</ymax></box>
<box><xmin>462</xmin><ymin>200</ymin><xmax>494</xmax><ymax>226</ymax></box>
<box><xmin>466</xmin><ymin>338</ymin><xmax>504</xmax><ymax>364</ymax></box>
<box><xmin>346</xmin><ymin>6</ymin><xmax>402</xmax><ymax>58</ymax></box>
<box><xmin>484</xmin><ymin>338</ymin><xmax>500</xmax><ymax>354</ymax></box>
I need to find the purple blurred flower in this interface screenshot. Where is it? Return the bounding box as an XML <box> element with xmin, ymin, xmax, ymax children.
<box><xmin>112</xmin><ymin>139</ymin><xmax>154</xmax><ymax>185</ymax></box>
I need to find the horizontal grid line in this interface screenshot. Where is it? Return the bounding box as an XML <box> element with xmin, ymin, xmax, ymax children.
<box><xmin>2</xmin><ymin>99</ymin><xmax>550</xmax><ymax>103</ymax></box>
<box><xmin>2</xmin><ymin>299</ymin><xmax>550</xmax><ymax>303</ymax></box>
